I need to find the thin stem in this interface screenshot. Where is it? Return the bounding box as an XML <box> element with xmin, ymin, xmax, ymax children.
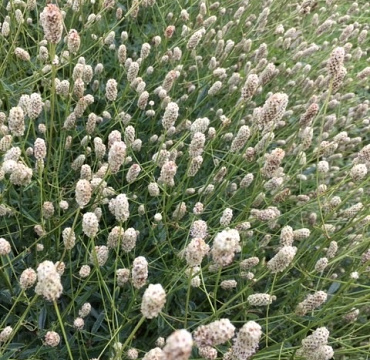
<box><xmin>184</xmin><ymin>267</ymin><xmax>192</xmax><ymax>328</ymax></box>
<box><xmin>54</xmin><ymin>300</ymin><xmax>74</xmax><ymax>360</ymax></box>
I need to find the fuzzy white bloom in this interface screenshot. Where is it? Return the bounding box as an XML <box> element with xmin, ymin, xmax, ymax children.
<box><xmin>132</xmin><ymin>256</ymin><xmax>148</xmax><ymax>289</ymax></box>
<box><xmin>220</xmin><ymin>208</ymin><xmax>233</xmax><ymax>226</ymax></box>
<box><xmin>184</xmin><ymin>238</ymin><xmax>210</xmax><ymax>267</ymax></box>
<box><xmin>190</xmin><ymin>220</ymin><xmax>208</xmax><ymax>239</ymax></box>
<box><xmin>106</xmin><ymin>79</ymin><xmax>118</xmax><ymax>101</ymax></box>
<box><xmin>73</xmin><ymin>317</ymin><xmax>84</xmax><ymax>330</ymax></box>
<box><xmin>19</xmin><ymin>268</ymin><xmax>37</xmax><ymax>289</ymax></box>
<box><xmin>211</xmin><ymin>229</ymin><xmax>240</xmax><ymax>267</ymax></box>
<box><xmin>82</xmin><ymin>212</ymin><xmax>99</xmax><ymax>238</ymax></box>
<box><xmin>297</xmin><ymin>327</ymin><xmax>333</xmax><ymax>360</ymax></box>
<box><xmin>40</xmin><ymin>4</ymin><xmax>63</xmax><ymax>44</ymax></box>
<box><xmin>350</xmin><ymin>164</ymin><xmax>367</xmax><ymax>182</ymax></box>
<box><xmin>163</xmin><ymin>329</ymin><xmax>193</xmax><ymax>360</ymax></box>
<box><xmin>232</xmin><ymin>321</ymin><xmax>262</xmax><ymax>360</ymax></box>
<box><xmin>247</xmin><ymin>293</ymin><xmax>276</xmax><ymax>306</ymax></box>
<box><xmin>193</xmin><ymin>319</ymin><xmax>235</xmax><ymax>348</ymax></box>
<box><xmin>8</xmin><ymin>107</ymin><xmax>25</xmax><ymax>137</ymax></box>
<box><xmin>75</xmin><ymin>179</ymin><xmax>92</xmax><ymax>208</ymax></box>
<box><xmin>141</xmin><ymin>284</ymin><xmax>166</xmax><ymax>319</ymax></box>
<box><xmin>0</xmin><ymin>238</ymin><xmax>11</xmax><ymax>255</ymax></box>
<box><xmin>109</xmin><ymin>194</ymin><xmax>130</xmax><ymax>222</ymax></box>
<box><xmin>35</xmin><ymin>260</ymin><xmax>63</xmax><ymax>301</ymax></box>
<box><xmin>116</xmin><ymin>268</ymin><xmax>130</xmax><ymax>286</ymax></box>
<box><xmin>162</xmin><ymin>102</ymin><xmax>179</xmax><ymax>130</ymax></box>
<box><xmin>79</xmin><ymin>302</ymin><xmax>92</xmax><ymax>318</ymax></box>
<box><xmin>121</xmin><ymin>228</ymin><xmax>137</xmax><ymax>252</ymax></box>
<box><xmin>0</xmin><ymin>326</ymin><xmax>13</xmax><ymax>343</ymax></box>
<box><xmin>108</xmin><ymin>141</ymin><xmax>126</xmax><ymax>173</ymax></box>
<box><xmin>267</xmin><ymin>246</ymin><xmax>297</xmax><ymax>273</ymax></box>
<box><xmin>90</xmin><ymin>245</ymin><xmax>109</xmax><ymax>267</ymax></box>
<box><xmin>79</xmin><ymin>265</ymin><xmax>91</xmax><ymax>278</ymax></box>
<box><xmin>44</xmin><ymin>331</ymin><xmax>60</xmax><ymax>347</ymax></box>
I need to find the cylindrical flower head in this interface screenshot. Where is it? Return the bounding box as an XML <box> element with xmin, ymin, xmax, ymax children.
<box><xmin>190</xmin><ymin>220</ymin><xmax>208</xmax><ymax>239</ymax></box>
<box><xmin>162</xmin><ymin>102</ymin><xmax>179</xmax><ymax>130</ymax></box>
<box><xmin>0</xmin><ymin>326</ymin><xmax>13</xmax><ymax>342</ymax></box>
<box><xmin>141</xmin><ymin>284</ymin><xmax>166</xmax><ymax>319</ymax></box>
<box><xmin>241</xmin><ymin>74</ymin><xmax>259</xmax><ymax>101</ymax></box>
<box><xmin>82</xmin><ymin>212</ymin><xmax>99</xmax><ymax>238</ymax></box>
<box><xmin>67</xmin><ymin>29</ymin><xmax>81</xmax><ymax>55</ymax></box>
<box><xmin>187</xmin><ymin>155</ymin><xmax>203</xmax><ymax>177</ymax></box>
<box><xmin>75</xmin><ymin>179</ymin><xmax>92</xmax><ymax>208</ymax></box>
<box><xmin>143</xmin><ymin>348</ymin><xmax>165</xmax><ymax>360</ymax></box>
<box><xmin>163</xmin><ymin>329</ymin><xmax>193</xmax><ymax>360</ymax></box>
<box><xmin>301</xmin><ymin>327</ymin><xmax>329</xmax><ymax>351</ymax></box>
<box><xmin>90</xmin><ymin>245</ymin><xmax>109</xmax><ymax>267</ymax></box>
<box><xmin>109</xmin><ymin>194</ymin><xmax>130</xmax><ymax>222</ymax></box>
<box><xmin>258</xmin><ymin>92</ymin><xmax>288</xmax><ymax>129</ymax></box>
<box><xmin>126</xmin><ymin>164</ymin><xmax>141</xmax><ymax>183</ymax></box>
<box><xmin>40</xmin><ymin>4</ymin><xmax>63</xmax><ymax>44</ymax></box>
<box><xmin>220</xmin><ymin>208</ymin><xmax>233</xmax><ymax>226</ymax></box>
<box><xmin>184</xmin><ymin>238</ymin><xmax>210</xmax><ymax>267</ymax></box>
<box><xmin>280</xmin><ymin>226</ymin><xmax>294</xmax><ymax>246</ymax></box>
<box><xmin>230</xmin><ymin>125</ymin><xmax>250</xmax><ymax>153</ymax></box>
<box><xmin>34</xmin><ymin>260</ymin><xmax>63</xmax><ymax>301</ymax></box>
<box><xmin>108</xmin><ymin>140</ymin><xmax>126</xmax><ymax>173</ymax></box>
<box><xmin>187</xmin><ymin>28</ymin><xmax>205</xmax><ymax>50</ymax></box>
<box><xmin>295</xmin><ymin>291</ymin><xmax>327</xmax><ymax>316</ymax></box>
<box><xmin>193</xmin><ymin>319</ymin><xmax>235</xmax><ymax>348</ymax></box>
<box><xmin>158</xmin><ymin>161</ymin><xmax>177</xmax><ymax>187</ymax></box>
<box><xmin>247</xmin><ymin>293</ymin><xmax>276</xmax><ymax>306</ymax></box>
<box><xmin>127</xmin><ymin>61</ymin><xmax>140</xmax><ymax>83</ymax></box>
<box><xmin>106</xmin><ymin>79</ymin><xmax>118</xmax><ymax>101</ymax></box>
<box><xmin>267</xmin><ymin>246</ymin><xmax>297</xmax><ymax>273</ymax></box>
<box><xmin>327</xmin><ymin>47</ymin><xmax>345</xmax><ymax>77</ymax></box>
<box><xmin>8</xmin><ymin>107</ymin><xmax>25</xmax><ymax>137</ymax></box>
<box><xmin>19</xmin><ymin>268</ymin><xmax>37</xmax><ymax>289</ymax></box>
<box><xmin>62</xmin><ymin>227</ymin><xmax>76</xmax><ymax>250</ymax></box>
<box><xmin>189</xmin><ymin>132</ymin><xmax>205</xmax><ymax>157</ymax></box>
<box><xmin>132</xmin><ymin>256</ymin><xmax>148</xmax><ymax>289</ymax></box>
<box><xmin>211</xmin><ymin>229</ymin><xmax>240</xmax><ymax>267</ymax></box>
<box><xmin>261</xmin><ymin>148</ymin><xmax>285</xmax><ymax>178</ymax></box>
<box><xmin>116</xmin><ymin>268</ymin><xmax>130</xmax><ymax>287</ymax></box>
<box><xmin>122</xmin><ymin>228</ymin><xmax>137</xmax><ymax>252</ymax></box>
<box><xmin>232</xmin><ymin>321</ymin><xmax>262</xmax><ymax>360</ymax></box>
<box><xmin>350</xmin><ymin>164</ymin><xmax>367</xmax><ymax>182</ymax></box>
<box><xmin>34</xmin><ymin>138</ymin><xmax>46</xmax><ymax>160</ymax></box>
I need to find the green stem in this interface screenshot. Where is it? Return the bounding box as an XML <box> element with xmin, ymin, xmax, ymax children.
<box><xmin>120</xmin><ymin>316</ymin><xmax>146</xmax><ymax>352</ymax></box>
<box><xmin>213</xmin><ymin>267</ymin><xmax>222</xmax><ymax>310</ymax></box>
<box><xmin>266</xmin><ymin>273</ymin><xmax>277</xmax><ymax>347</ymax></box>
<box><xmin>184</xmin><ymin>267</ymin><xmax>192</xmax><ymax>328</ymax></box>
<box><xmin>54</xmin><ymin>300</ymin><xmax>74</xmax><ymax>360</ymax></box>
<box><xmin>46</xmin><ymin>43</ymin><xmax>57</xmax><ymax>177</ymax></box>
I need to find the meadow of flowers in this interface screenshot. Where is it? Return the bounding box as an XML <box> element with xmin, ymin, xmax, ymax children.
<box><xmin>0</xmin><ymin>0</ymin><xmax>369</xmax><ymax>359</ymax></box>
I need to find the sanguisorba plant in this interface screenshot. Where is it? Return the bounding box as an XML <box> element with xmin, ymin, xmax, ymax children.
<box><xmin>0</xmin><ymin>0</ymin><xmax>369</xmax><ymax>359</ymax></box>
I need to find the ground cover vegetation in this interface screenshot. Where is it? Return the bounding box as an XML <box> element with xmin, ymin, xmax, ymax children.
<box><xmin>0</xmin><ymin>0</ymin><xmax>369</xmax><ymax>359</ymax></box>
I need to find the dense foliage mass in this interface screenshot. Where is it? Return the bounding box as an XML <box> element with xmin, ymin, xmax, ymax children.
<box><xmin>0</xmin><ymin>0</ymin><xmax>369</xmax><ymax>359</ymax></box>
